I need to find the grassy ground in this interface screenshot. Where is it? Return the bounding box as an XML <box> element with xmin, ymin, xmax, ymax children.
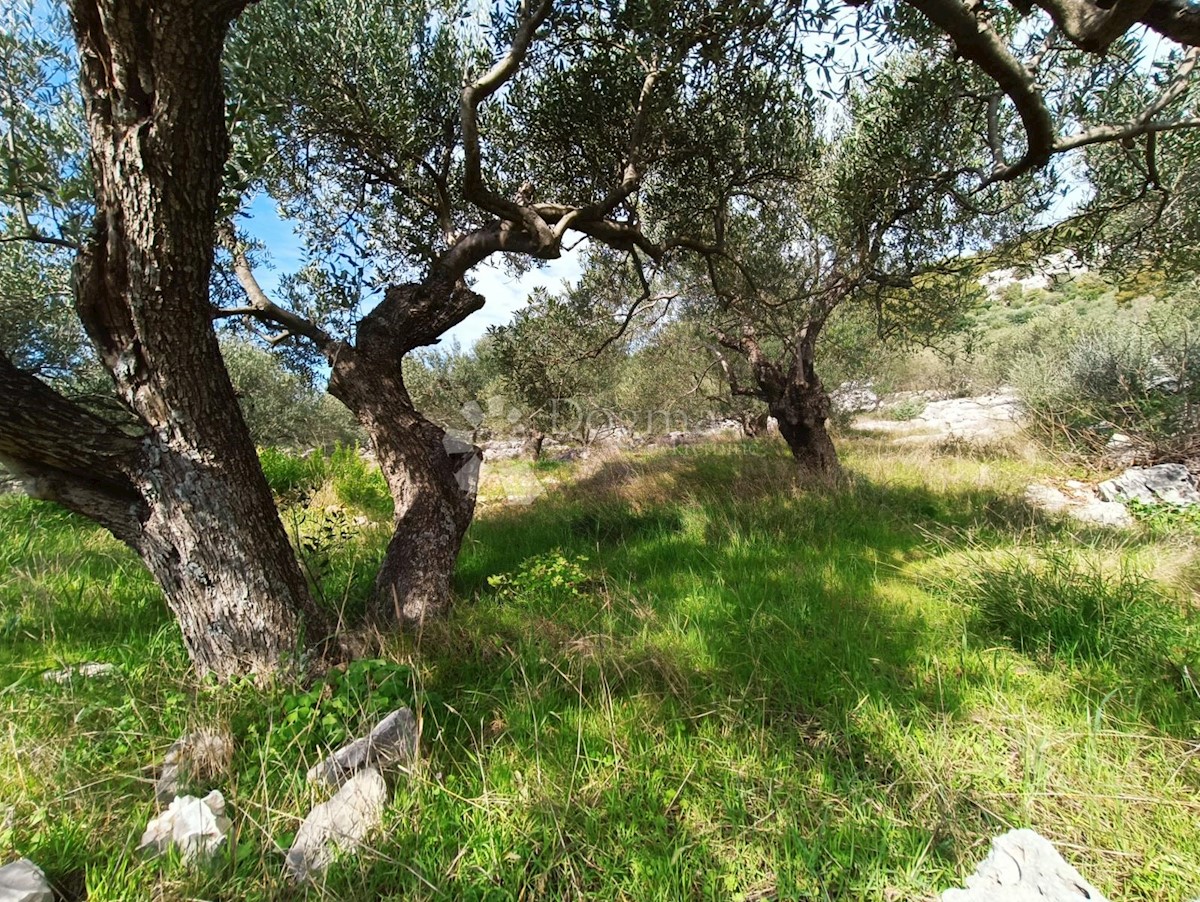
<box><xmin>1</xmin><ymin>433</ymin><xmax>1198</xmax><ymax>900</ymax></box>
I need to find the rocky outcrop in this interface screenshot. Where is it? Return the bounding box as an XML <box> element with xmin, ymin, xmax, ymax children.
<box><xmin>831</xmin><ymin>381</ymin><xmax>880</xmax><ymax>414</ymax></box>
<box><xmin>1024</xmin><ymin>483</ymin><xmax>1132</xmax><ymax>528</ymax></box>
<box><xmin>858</xmin><ymin>391</ymin><xmax>1023</xmax><ymax>443</ymax></box>
<box><xmin>1098</xmin><ymin>463</ymin><xmax>1200</xmax><ymax>507</ymax></box>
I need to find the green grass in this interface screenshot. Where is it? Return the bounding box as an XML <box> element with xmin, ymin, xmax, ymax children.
<box><xmin>1</xmin><ymin>436</ymin><xmax>1198</xmax><ymax>900</ymax></box>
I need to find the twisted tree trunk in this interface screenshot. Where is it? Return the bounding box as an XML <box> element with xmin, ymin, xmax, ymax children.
<box><xmin>769</xmin><ymin>377</ymin><xmax>840</xmax><ymax>479</ymax></box>
<box><xmin>734</xmin><ymin>325</ymin><xmax>842</xmax><ymax>481</ymax></box>
<box><xmin>327</xmin><ymin>275</ymin><xmax>483</xmax><ymax>627</ymax></box>
<box><xmin>0</xmin><ymin>0</ymin><xmax>327</xmax><ymax>679</ymax></box>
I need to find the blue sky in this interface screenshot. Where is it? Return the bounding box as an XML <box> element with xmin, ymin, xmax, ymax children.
<box><xmin>240</xmin><ymin>195</ymin><xmax>583</xmax><ymax>352</ymax></box>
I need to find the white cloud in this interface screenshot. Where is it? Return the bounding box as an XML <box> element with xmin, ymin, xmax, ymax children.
<box><xmin>446</xmin><ymin>248</ymin><xmax>584</xmax><ymax>350</ymax></box>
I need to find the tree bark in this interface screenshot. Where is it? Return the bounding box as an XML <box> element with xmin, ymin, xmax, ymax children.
<box><xmin>0</xmin><ymin>0</ymin><xmax>328</xmax><ymax>678</ymax></box>
<box><xmin>769</xmin><ymin>383</ymin><xmax>841</xmax><ymax>480</ymax></box>
<box><xmin>739</xmin><ymin>411</ymin><xmax>769</xmax><ymax>438</ymax></box>
<box><xmin>327</xmin><ymin>275</ymin><xmax>482</xmax><ymax>627</ymax></box>
<box><xmin>522</xmin><ymin>430</ymin><xmax>546</xmax><ymax>461</ymax></box>
<box><xmin>735</xmin><ymin>327</ymin><xmax>842</xmax><ymax>481</ymax></box>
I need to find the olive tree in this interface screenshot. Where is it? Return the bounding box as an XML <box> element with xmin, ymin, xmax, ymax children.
<box><xmin>0</xmin><ymin>0</ymin><xmax>330</xmax><ymax>678</ymax></box>
<box><xmin>216</xmin><ymin>0</ymin><xmax>806</xmax><ymax>626</ymax></box>
<box><xmin>485</xmin><ymin>285</ymin><xmax>627</xmax><ymax>457</ymax></box>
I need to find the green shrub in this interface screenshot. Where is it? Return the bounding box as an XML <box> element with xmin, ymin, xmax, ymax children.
<box><xmin>487</xmin><ymin>550</ymin><xmax>591</xmax><ymax>604</ymax></box>
<box><xmin>258</xmin><ymin>446</ymin><xmax>327</xmax><ymax>500</ymax></box>
<box><xmin>886</xmin><ymin>397</ymin><xmax>927</xmax><ymax>421</ymax></box>
<box><xmin>259</xmin><ymin>659</ymin><xmax>416</xmax><ymax>757</ymax></box>
<box><xmin>327</xmin><ymin>445</ymin><xmax>393</xmax><ymax>520</ymax></box>
<box><xmin>222</xmin><ymin>338</ymin><xmax>363</xmax><ymax>449</ymax></box>
<box><xmin>1012</xmin><ymin>289</ymin><xmax>1200</xmax><ymax>462</ymax></box>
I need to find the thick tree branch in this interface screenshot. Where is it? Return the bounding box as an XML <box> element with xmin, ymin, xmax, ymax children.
<box><xmin>1048</xmin><ymin>47</ymin><xmax>1200</xmax><ymax>152</ymax></box>
<box><xmin>1139</xmin><ymin>0</ymin><xmax>1200</xmax><ymax>45</ymax></box>
<box><xmin>0</xmin><ymin>349</ymin><xmax>146</xmax><ymax>543</ymax></box>
<box><xmin>1036</xmin><ymin>0</ymin><xmax>1154</xmax><ymax>51</ymax></box>
<box><xmin>904</xmin><ymin>0</ymin><xmax>1055</xmax><ymax>177</ymax></box>
<box><xmin>460</xmin><ymin>0</ymin><xmax>557</xmax><ymax>248</ymax></box>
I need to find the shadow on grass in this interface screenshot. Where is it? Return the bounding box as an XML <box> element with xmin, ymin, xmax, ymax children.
<box><xmin>353</xmin><ymin>443</ymin><xmax>1190</xmax><ymax>897</ymax></box>
<box><xmin>3</xmin><ymin>442</ymin><xmax>1194</xmax><ymax>899</ymax></box>
<box><xmin>0</xmin><ymin>496</ymin><xmax>173</xmax><ymax>675</ymax></box>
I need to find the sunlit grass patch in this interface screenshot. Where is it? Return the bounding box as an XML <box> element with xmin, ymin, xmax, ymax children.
<box><xmin>1</xmin><ymin>434</ymin><xmax>1198</xmax><ymax>899</ymax></box>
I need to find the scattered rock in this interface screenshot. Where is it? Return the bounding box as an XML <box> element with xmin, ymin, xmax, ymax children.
<box><xmin>41</xmin><ymin>662</ymin><xmax>116</xmax><ymax>684</ymax></box>
<box><xmin>1070</xmin><ymin>497</ymin><xmax>1133</xmax><ymax>528</ymax></box>
<box><xmin>1023</xmin><ymin>484</ymin><xmax>1072</xmax><ymax>514</ymax></box>
<box><xmin>0</xmin><ymin>858</ymin><xmax>53</xmax><ymax>902</ymax></box>
<box><xmin>306</xmin><ymin>709</ymin><xmax>418</xmax><ymax>789</ymax></box>
<box><xmin>858</xmin><ymin>391</ymin><xmax>1023</xmax><ymax>443</ymax></box>
<box><xmin>286</xmin><ymin>768</ymin><xmax>388</xmax><ymax>882</ymax></box>
<box><xmin>1098</xmin><ymin>463</ymin><xmax>1200</xmax><ymax>507</ymax></box>
<box><xmin>154</xmin><ymin>731</ymin><xmax>235</xmax><ymax>802</ymax></box>
<box><xmin>480</xmin><ymin>439</ymin><xmax>526</xmax><ymax>461</ymax></box>
<box><xmin>831</xmin><ymin>381</ymin><xmax>880</xmax><ymax>414</ymax></box>
<box><xmin>941</xmin><ymin>829</ymin><xmax>1108</xmax><ymax>901</ymax></box>
<box><xmin>138</xmin><ymin>790</ymin><xmax>231</xmax><ymax>862</ymax></box>
<box><xmin>1024</xmin><ymin>484</ymin><xmax>1132</xmax><ymax>528</ymax></box>
<box><xmin>658</xmin><ymin>431</ymin><xmax>698</xmax><ymax>448</ymax></box>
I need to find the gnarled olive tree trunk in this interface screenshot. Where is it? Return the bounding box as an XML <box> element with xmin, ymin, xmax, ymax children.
<box><xmin>327</xmin><ymin>275</ymin><xmax>483</xmax><ymax>627</ymax></box>
<box><xmin>768</xmin><ymin>375</ymin><xmax>840</xmax><ymax>478</ymax></box>
<box><xmin>736</xmin><ymin>327</ymin><xmax>842</xmax><ymax>481</ymax></box>
<box><xmin>0</xmin><ymin>0</ymin><xmax>327</xmax><ymax>679</ymax></box>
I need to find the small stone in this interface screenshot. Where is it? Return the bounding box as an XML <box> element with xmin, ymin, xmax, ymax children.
<box><xmin>138</xmin><ymin>790</ymin><xmax>231</xmax><ymax>863</ymax></box>
<box><xmin>154</xmin><ymin>731</ymin><xmax>234</xmax><ymax>802</ymax></box>
<box><xmin>1070</xmin><ymin>498</ymin><xmax>1132</xmax><ymax>528</ymax></box>
<box><xmin>941</xmin><ymin>829</ymin><xmax>1108</xmax><ymax>901</ymax></box>
<box><xmin>306</xmin><ymin>709</ymin><xmax>418</xmax><ymax>789</ymax></box>
<box><xmin>1098</xmin><ymin>463</ymin><xmax>1200</xmax><ymax>506</ymax></box>
<box><xmin>286</xmin><ymin>768</ymin><xmax>388</xmax><ymax>882</ymax></box>
<box><xmin>41</xmin><ymin>662</ymin><xmax>116</xmax><ymax>684</ymax></box>
<box><xmin>0</xmin><ymin>858</ymin><xmax>53</xmax><ymax>902</ymax></box>
<box><xmin>1024</xmin><ymin>484</ymin><xmax>1070</xmax><ymax>513</ymax></box>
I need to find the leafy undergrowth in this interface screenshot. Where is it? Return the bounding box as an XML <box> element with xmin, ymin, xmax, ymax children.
<box><xmin>1</xmin><ymin>437</ymin><xmax>1198</xmax><ymax>900</ymax></box>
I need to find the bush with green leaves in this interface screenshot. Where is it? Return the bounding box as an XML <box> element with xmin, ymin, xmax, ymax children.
<box><xmin>257</xmin><ymin>658</ymin><xmax>416</xmax><ymax>760</ymax></box>
<box><xmin>487</xmin><ymin>550</ymin><xmax>592</xmax><ymax>604</ymax></box>
<box><xmin>222</xmin><ymin>337</ymin><xmax>362</xmax><ymax>449</ymax></box>
<box><xmin>258</xmin><ymin>446</ymin><xmax>329</xmax><ymax>500</ymax></box>
<box><xmin>1012</xmin><ymin>285</ymin><xmax>1200</xmax><ymax>462</ymax></box>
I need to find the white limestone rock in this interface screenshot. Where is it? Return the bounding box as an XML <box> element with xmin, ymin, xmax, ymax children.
<box><xmin>1098</xmin><ymin>463</ymin><xmax>1200</xmax><ymax>506</ymax></box>
<box><xmin>286</xmin><ymin>768</ymin><xmax>388</xmax><ymax>882</ymax></box>
<box><xmin>942</xmin><ymin>829</ymin><xmax>1108</xmax><ymax>902</ymax></box>
<box><xmin>306</xmin><ymin>709</ymin><xmax>418</xmax><ymax>789</ymax></box>
<box><xmin>1023</xmin><ymin>484</ymin><xmax>1132</xmax><ymax>528</ymax></box>
<box><xmin>41</xmin><ymin>662</ymin><xmax>116</xmax><ymax>684</ymax></box>
<box><xmin>831</xmin><ymin>381</ymin><xmax>880</xmax><ymax>414</ymax></box>
<box><xmin>138</xmin><ymin>790</ymin><xmax>231</xmax><ymax>862</ymax></box>
<box><xmin>0</xmin><ymin>858</ymin><xmax>53</xmax><ymax>902</ymax></box>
